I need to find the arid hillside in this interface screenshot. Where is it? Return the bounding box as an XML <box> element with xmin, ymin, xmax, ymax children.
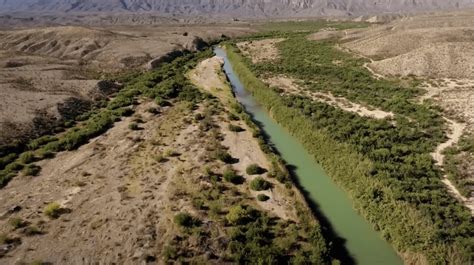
<box><xmin>0</xmin><ymin>25</ymin><xmax>253</xmax><ymax>146</ymax></box>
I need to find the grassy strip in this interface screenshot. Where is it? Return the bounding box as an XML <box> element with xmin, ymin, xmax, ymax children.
<box><xmin>225</xmin><ymin>44</ymin><xmax>473</xmax><ymax>264</ymax></box>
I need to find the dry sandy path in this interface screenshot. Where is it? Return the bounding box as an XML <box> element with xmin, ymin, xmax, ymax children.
<box><xmin>264</xmin><ymin>75</ymin><xmax>394</xmax><ymax>120</ymax></box>
<box><xmin>421</xmin><ymin>84</ymin><xmax>474</xmax><ymax>214</ymax></box>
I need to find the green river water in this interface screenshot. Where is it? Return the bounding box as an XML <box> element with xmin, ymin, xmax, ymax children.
<box><xmin>214</xmin><ymin>47</ymin><xmax>403</xmax><ymax>265</ymax></box>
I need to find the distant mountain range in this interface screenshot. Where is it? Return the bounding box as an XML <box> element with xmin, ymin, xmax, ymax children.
<box><xmin>1</xmin><ymin>0</ymin><xmax>473</xmax><ymax>17</ymax></box>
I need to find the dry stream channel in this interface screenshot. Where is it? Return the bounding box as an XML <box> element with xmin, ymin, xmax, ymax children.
<box><xmin>215</xmin><ymin>47</ymin><xmax>403</xmax><ymax>265</ymax></box>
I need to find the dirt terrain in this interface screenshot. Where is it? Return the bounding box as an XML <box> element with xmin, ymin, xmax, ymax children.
<box><xmin>0</xmin><ymin>25</ymin><xmax>253</xmax><ymax>146</ymax></box>
<box><xmin>342</xmin><ymin>11</ymin><xmax>474</xmax><ymax>79</ymax></box>
<box><xmin>237</xmin><ymin>38</ymin><xmax>285</xmax><ymax>64</ymax></box>
<box><xmin>0</xmin><ymin>55</ymin><xmax>318</xmax><ymax>263</ymax></box>
<box><xmin>263</xmin><ymin>75</ymin><xmax>394</xmax><ymax>120</ymax></box>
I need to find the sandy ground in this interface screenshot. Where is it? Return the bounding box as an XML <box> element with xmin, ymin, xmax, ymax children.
<box><xmin>237</xmin><ymin>38</ymin><xmax>285</xmax><ymax>64</ymax></box>
<box><xmin>264</xmin><ymin>75</ymin><xmax>394</xmax><ymax>120</ymax></box>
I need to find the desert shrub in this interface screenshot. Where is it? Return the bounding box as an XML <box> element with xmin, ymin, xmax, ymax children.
<box><xmin>147</xmin><ymin>107</ymin><xmax>160</xmax><ymax>115</ymax></box>
<box><xmin>0</xmin><ymin>153</ymin><xmax>17</xmax><ymax>169</ymax></box>
<box><xmin>9</xmin><ymin>217</ymin><xmax>27</xmax><ymax>229</ymax></box>
<box><xmin>23</xmin><ymin>226</ymin><xmax>42</xmax><ymax>236</ymax></box>
<box><xmin>22</xmin><ymin>164</ymin><xmax>41</xmax><ymax>176</ymax></box>
<box><xmin>214</xmin><ymin>149</ymin><xmax>234</xmax><ymax>164</ymax></box>
<box><xmin>250</xmin><ymin>177</ymin><xmax>271</xmax><ymax>191</ymax></box>
<box><xmin>36</xmin><ymin>149</ymin><xmax>55</xmax><ymax>160</ymax></box>
<box><xmin>257</xmin><ymin>194</ymin><xmax>270</xmax><ymax>201</ymax></box>
<box><xmin>27</xmin><ymin>135</ymin><xmax>58</xmax><ymax>150</ymax></box>
<box><xmin>226</xmin><ymin>205</ymin><xmax>252</xmax><ymax>225</ymax></box>
<box><xmin>19</xmin><ymin>151</ymin><xmax>35</xmax><ymax>164</ymax></box>
<box><xmin>246</xmin><ymin>164</ymin><xmax>265</xmax><ymax>175</ymax></box>
<box><xmin>174</xmin><ymin>212</ymin><xmax>199</xmax><ymax>227</ymax></box>
<box><xmin>228</xmin><ymin>113</ymin><xmax>240</xmax><ymax>121</ymax></box>
<box><xmin>154</xmin><ymin>154</ymin><xmax>167</xmax><ymax>163</ymax></box>
<box><xmin>223</xmin><ymin>168</ymin><xmax>243</xmax><ymax>184</ymax></box>
<box><xmin>228</xmin><ymin>124</ymin><xmax>244</xmax><ymax>132</ymax></box>
<box><xmin>128</xmin><ymin>123</ymin><xmax>140</xmax><ymax>130</ymax></box>
<box><xmin>44</xmin><ymin>202</ymin><xmax>62</xmax><ymax>218</ymax></box>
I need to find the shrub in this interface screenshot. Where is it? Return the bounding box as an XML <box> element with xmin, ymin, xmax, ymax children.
<box><xmin>147</xmin><ymin>107</ymin><xmax>160</xmax><ymax>114</ymax></box>
<box><xmin>22</xmin><ymin>164</ymin><xmax>41</xmax><ymax>176</ymax></box>
<box><xmin>257</xmin><ymin>194</ymin><xmax>270</xmax><ymax>202</ymax></box>
<box><xmin>246</xmin><ymin>164</ymin><xmax>265</xmax><ymax>175</ymax></box>
<box><xmin>9</xmin><ymin>217</ymin><xmax>27</xmax><ymax>229</ymax></box>
<box><xmin>128</xmin><ymin>122</ymin><xmax>140</xmax><ymax>130</ymax></box>
<box><xmin>250</xmin><ymin>177</ymin><xmax>271</xmax><ymax>191</ymax></box>
<box><xmin>23</xmin><ymin>226</ymin><xmax>42</xmax><ymax>236</ymax></box>
<box><xmin>223</xmin><ymin>168</ymin><xmax>243</xmax><ymax>184</ymax></box>
<box><xmin>214</xmin><ymin>149</ymin><xmax>234</xmax><ymax>164</ymax></box>
<box><xmin>228</xmin><ymin>124</ymin><xmax>244</xmax><ymax>132</ymax></box>
<box><xmin>226</xmin><ymin>205</ymin><xmax>251</xmax><ymax>225</ymax></box>
<box><xmin>154</xmin><ymin>154</ymin><xmax>167</xmax><ymax>163</ymax></box>
<box><xmin>174</xmin><ymin>212</ymin><xmax>199</xmax><ymax>227</ymax></box>
<box><xmin>44</xmin><ymin>202</ymin><xmax>62</xmax><ymax>218</ymax></box>
<box><xmin>228</xmin><ymin>113</ymin><xmax>240</xmax><ymax>121</ymax></box>
<box><xmin>19</xmin><ymin>151</ymin><xmax>35</xmax><ymax>164</ymax></box>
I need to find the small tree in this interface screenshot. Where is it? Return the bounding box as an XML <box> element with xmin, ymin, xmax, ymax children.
<box><xmin>246</xmin><ymin>164</ymin><xmax>265</xmax><ymax>175</ymax></box>
<box><xmin>250</xmin><ymin>177</ymin><xmax>271</xmax><ymax>191</ymax></box>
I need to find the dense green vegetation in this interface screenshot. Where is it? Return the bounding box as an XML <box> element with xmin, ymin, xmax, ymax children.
<box><xmin>0</xmin><ymin>49</ymin><xmax>213</xmax><ymax>188</ymax></box>
<box><xmin>225</xmin><ymin>38</ymin><xmax>474</xmax><ymax>263</ymax></box>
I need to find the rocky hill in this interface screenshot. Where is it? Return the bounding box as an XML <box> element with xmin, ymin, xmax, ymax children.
<box><xmin>1</xmin><ymin>0</ymin><xmax>473</xmax><ymax>17</ymax></box>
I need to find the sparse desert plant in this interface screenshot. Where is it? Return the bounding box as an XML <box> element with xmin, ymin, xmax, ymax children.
<box><xmin>223</xmin><ymin>168</ymin><xmax>243</xmax><ymax>184</ymax></box>
<box><xmin>214</xmin><ymin>149</ymin><xmax>234</xmax><ymax>164</ymax></box>
<box><xmin>174</xmin><ymin>212</ymin><xmax>199</xmax><ymax>227</ymax></box>
<box><xmin>246</xmin><ymin>164</ymin><xmax>265</xmax><ymax>175</ymax></box>
<box><xmin>257</xmin><ymin>194</ymin><xmax>270</xmax><ymax>202</ymax></box>
<box><xmin>147</xmin><ymin>107</ymin><xmax>160</xmax><ymax>115</ymax></box>
<box><xmin>154</xmin><ymin>154</ymin><xmax>167</xmax><ymax>163</ymax></box>
<box><xmin>19</xmin><ymin>151</ymin><xmax>35</xmax><ymax>164</ymax></box>
<box><xmin>44</xmin><ymin>202</ymin><xmax>62</xmax><ymax>218</ymax></box>
<box><xmin>9</xmin><ymin>217</ymin><xmax>27</xmax><ymax>229</ymax></box>
<box><xmin>22</xmin><ymin>164</ymin><xmax>41</xmax><ymax>176</ymax></box>
<box><xmin>128</xmin><ymin>122</ymin><xmax>140</xmax><ymax>130</ymax></box>
<box><xmin>228</xmin><ymin>113</ymin><xmax>240</xmax><ymax>121</ymax></box>
<box><xmin>23</xmin><ymin>225</ymin><xmax>42</xmax><ymax>236</ymax></box>
<box><xmin>250</xmin><ymin>177</ymin><xmax>271</xmax><ymax>191</ymax></box>
<box><xmin>226</xmin><ymin>205</ymin><xmax>250</xmax><ymax>225</ymax></box>
<box><xmin>228</xmin><ymin>124</ymin><xmax>244</xmax><ymax>132</ymax></box>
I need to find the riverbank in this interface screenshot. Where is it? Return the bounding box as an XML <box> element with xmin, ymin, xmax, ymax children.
<box><xmin>223</xmin><ymin>43</ymin><xmax>473</xmax><ymax>264</ymax></box>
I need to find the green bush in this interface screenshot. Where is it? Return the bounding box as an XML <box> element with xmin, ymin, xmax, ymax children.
<box><xmin>223</xmin><ymin>168</ymin><xmax>243</xmax><ymax>184</ymax></box>
<box><xmin>214</xmin><ymin>149</ymin><xmax>235</xmax><ymax>164</ymax></box>
<box><xmin>228</xmin><ymin>124</ymin><xmax>244</xmax><ymax>132</ymax></box>
<box><xmin>174</xmin><ymin>212</ymin><xmax>199</xmax><ymax>227</ymax></box>
<box><xmin>128</xmin><ymin>122</ymin><xmax>140</xmax><ymax>130</ymax></box>
<box><xmin>19</xmin><ymin>151</ymin><xmax>35</xmax><ymax>164</ymax></box>
<box><xmin>9</xmin><ymin>217</ymin><xmax>27</xmax><ymax>229</ymax></box>
<box><xmin>44</xmin><ymin>202</ymin><xmax>62</xmax><ymax>218</ymax></box>
<box><xmin>257</xmin><ymin>194</ymin><xmax>270</xmax><ymax>201</ymax></box>
<box><xmin>22</xmin><ymin>164</ymin><xmax>41</xmax><ymax>176</ymax></box>
<box><xmin>246</xmin><ymin>164</ymin><xmax>265</xmax><ymax>175</ymax></box>
<box><xmin>226</xmin><ymin>205</ymin><xmax>251</xmax><ymax>225</ymax></box>
<box><xmin>250</xmin><ymin>177</ymin><xmax>271</xmax><ymax>191</ymax></box>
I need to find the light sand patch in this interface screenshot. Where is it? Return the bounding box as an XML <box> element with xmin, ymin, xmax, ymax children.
<box><xmin>237</xmin><ymin>38</ymin><xmax>285</xmax><ymax>64</ymax></box>
<box><xmin>264</xmin><ymin>75</ymin><xmax>394</xmax><ymax>120</ymax></box>
<box><xmin>188</xmin><ymin>56</ymin><xmax>233</xmax><ymax>104</ymax></box>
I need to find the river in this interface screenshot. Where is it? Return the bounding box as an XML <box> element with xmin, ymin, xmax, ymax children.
<box><xmin>214</xmin><ymin>47</ymin><xmax>403</xmax><ymax>265</ymax></box>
